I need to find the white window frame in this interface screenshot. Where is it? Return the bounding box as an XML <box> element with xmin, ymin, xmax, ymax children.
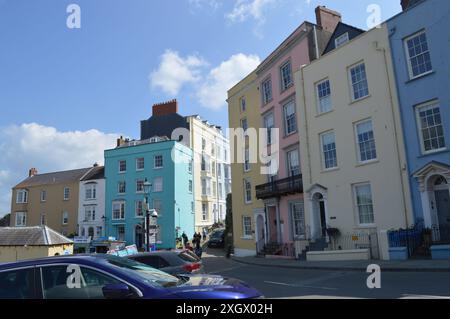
<box><xmin>154</xmin><ymin>155</ymin><xmax>163</xmax><ymax>169</ymax></box>
<box><xmin>290</xmin><ymin>201</ymin><xmax>305</xmax><ymax>239</ymax></box>
<box><xmin>283</xmin><ymin>100</ymin><xmax>297</xmax><ymax>136</ymax></box>
<box><xmin>348</xmin><ymin>62</ymin><xmax>369</xmax><ymax>102</ymax></box>
<box><xmin>242</xmin><ymin>216</ymin><xmax>252</xmax><ymax>238</ymax></box>
<box><xmin>241</xmin><ymin>118</ymin><xmax>248</xmax><ymax>132</ymax></box>
<box><xmin>244</xmin><ymin>178</ymin><xmax>252</xmax><ymax>204</ymax></box>
<box><xmin>316</xmin><ymin>79</ymin><xmax>332</xmax><ymax>114</ymax></box>
<box><xmin>280</xmin><ymin>60</ymin><xmax>293</xmax><ymax>91</ymax></box>
<box><xmin>112</xmin><ymin>201</ymin><xmax>125</xmax><ymax>220</ymax></box>
<box><xmin>136</xmin><ymin>157</ymin><xmax>145</xmax><ymax>171</ymax></box>
<box><xmin>335</xmin><ymin>32</ymin><xmax>349</xmax><ymax>48</ymax></box>
<box><xmin>415</xmin><ymin>101</ymin><xmax>447</xmax><ymax>154</ymax></box>
<box><xmin>353</xmin><ymin>183</ymin><xmax>375</xmax><ymax>226</ymax></box>
<box><xmin>264</xmin><ymin>112</ymin><xmax>275</xmax><ymax>145</ymax></box>
<box><xmin>354</xmin><ymin>119</ymin><xmax>378</xmax><ymax>164</ymax></box>
<box><xmin>63</xmin><ymin>187</ymin><xmax>70</xmax><ymax>201</ymax></box>
<box><xmin>118</xmin><ymin>181</ymin><xmax>126</xmax><ymax>194</ymax></box>
<box><xmin>40</xmin><ymin>213</ymin><xmax>46</xmax><ymax>226</ymax></box>
<box><xmin>320</xmin><ymin>131</ymin><xmax>338</xmax><ymax>170</ymax></box>
<box><xmin>404</xmin><ymin>30</ymin><xmax>433</xmax><ymax>80</ymax></box>
<box><xmin>202</xmin><ymin>203</ymin><xmax>208</xmax><ymax>221</ymax></box>
<box><xmin>240</xmin><ymin>96</ymin><xmax>246</xmax><ymax>112</ymax></box>
<box><xmin>40</xmin><ymin>190</ymin><xmax>47</xmax><ymax>202</ymax></box>
<box><xmin>119</xmin><ymin>160</ymin><xmax>127</xmax><ymax>173</ymax></box>
<box><xmin>16</xmin><ymin>189</ymin><xmax>28</xmax><ymax>204</ymax></box>
<box><xmin>85</xmin><ymin>183</ymin><xmax>97</xmax><ymax>200</ymax></box>
<box><xmin>135</xmin><ymin>200</ymin><xmax>144</xmax><ymax>217</ymax></box>
<box><xmin>15</xmin><ymin>212</ymin><xmax>27</xmax><ymax>227</ymax></box>
<box><xmin>62</xmin><ymin>211</ymin><xmax>69</xmax><ymax>225</ymax></box>
<box><xmin>84</xmin><ymin>206</ymin><xmax>96</xmax><ymax>222</ymax></box>
<box><xmin>261</xmin><ymin>77</ymin><xmax>273</xmax><ymax>105</ymax></box>
<box><xmin>136</xmin><ymin>179</ymin><xmax>145</xmax><ymax>193</ymax></box>
<box><xmin>286</xmin><ymin>148</ymin><xmax>300</xmax><ymax>177</ymax></box>
<box><xmin>244</xmin><ymin>148</ymin><xmax>251</xmax><ymax>172</ymax></box>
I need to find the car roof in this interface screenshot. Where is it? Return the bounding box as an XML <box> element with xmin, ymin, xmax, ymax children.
<box><xmin>0</xmin><ymin>254</ymin><xmax>105</xmax><ymax>271</ymax></box>
<box><xmin>128</xmin><ymin>251</ymin><xmax>182</xmax><ymax>258</ymax></box>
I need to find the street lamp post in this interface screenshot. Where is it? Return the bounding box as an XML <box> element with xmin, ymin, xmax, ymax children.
<box><xmin>143</xmin><ymin>178</ymin><xmax>152</xmax><ymax>252</ymax></box>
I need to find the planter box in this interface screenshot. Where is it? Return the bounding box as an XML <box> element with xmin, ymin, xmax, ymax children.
<box><xmin>389</xmin><ymin>247</ymin><xmax>408</xmax><ymax>260</ymax></box>
<box><xmin>306</xmin><ymin>249</ymin><xmax>369</xmax><ymax>261</ymax></box>
<box><xmin>431</xmin><ymin>245</ymin><xmax>450</xmax><ymax>260</ymax></box>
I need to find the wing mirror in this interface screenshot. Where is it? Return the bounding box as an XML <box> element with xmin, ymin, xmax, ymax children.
<box><xmin>102</xmin><ymin>283</ymin><xmax>137</xmax><ymax>299</ymax></box>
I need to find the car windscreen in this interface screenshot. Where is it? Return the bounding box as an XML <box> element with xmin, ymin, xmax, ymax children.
<box><xmin>211</xmin><ymin>231</ymin><xmax>223</xmax><ymax>238</ymax></box>
<box><xmin>99</xmin><ymin>254</ymin><xmax>179</xmax><ymax>288</ymax></box>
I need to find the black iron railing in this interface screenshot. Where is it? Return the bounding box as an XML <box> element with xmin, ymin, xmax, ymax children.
<box><xmin>255</xmin><ymin>175</ymin><xmax>303</xmax><ymax>200</ymax></box>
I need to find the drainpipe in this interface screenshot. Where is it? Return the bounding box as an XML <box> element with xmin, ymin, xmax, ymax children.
<box><xmin>313</xmin><ymin>25</ymin><xmax>320</xmax><ymax>60</ymax></box>
<box><xmin>375</xmin><ymin>38</ymin><xmax>410</xmax><ymax>228</ymax></box>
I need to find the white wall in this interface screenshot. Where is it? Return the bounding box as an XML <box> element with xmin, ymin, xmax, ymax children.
<box><xmin>78</xmin><ymin>178</ymin><xmax>105</xmax><ymax>239</ymax></box>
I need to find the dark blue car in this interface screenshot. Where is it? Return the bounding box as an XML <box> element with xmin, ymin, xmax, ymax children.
<box><xmin>0</xmin><ymin>254</ymin><xmax>263</xmax><ymax>299</ymax></box>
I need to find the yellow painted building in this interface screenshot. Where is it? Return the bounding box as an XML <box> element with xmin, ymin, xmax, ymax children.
<box><xmin>227</xmin><ymin>71</ymin><xmax>266</xmax><ymax>257</ymax></box>
<box><xmin>10</xmin><ymin>167</ymin><xmax>92</xmax><ymax>236</ymax></box>
<box><xmin>0</xmin><ymin>226</ymin><xmax>73</xmax><ymax>263</ymax></box>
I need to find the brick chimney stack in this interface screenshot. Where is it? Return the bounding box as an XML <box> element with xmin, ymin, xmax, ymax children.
<box><xmin>315</xmin><ymin>6</ymin><xmax>342</xmax><ymax>33</ymax></box>
<box><xmin>29</xmin><ymin>168</ymin><xmax>38</xmax><ymax>177</ymax></box>
<box><xmin>152</xmin><ymin>99</ymin><xmax>179</xmax><ymax>117</ymax></box>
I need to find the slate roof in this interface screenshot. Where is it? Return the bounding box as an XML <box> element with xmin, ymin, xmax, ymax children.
<box><xmin>322</xmin><ymin>22</ymin><xmax>365</xmax><ymax>55</ymax></box>
<box><xmin>0</xmin><ymin>226</ymin><xmax>73</xmax><ymax>246</ymax></box>
<box><xmin>14</xmin><ymin>167</ymin><xmax>92</xmax><ymax>189</ymax></box>
<box><xmin>81</xmin><ymin>166</ymin><xmax>104</xmax><ymax>181</ymax></box>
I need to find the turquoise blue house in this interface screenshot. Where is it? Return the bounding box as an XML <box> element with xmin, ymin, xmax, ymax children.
<box><xmin>104</xmin><ymin>137</ymin><xmax>194</xmax><ymax>250</ymax></box>
<box><xmin>387</xmin><ymin>0</ymin><xmax>450</xmax><ymax>250</ymax></box>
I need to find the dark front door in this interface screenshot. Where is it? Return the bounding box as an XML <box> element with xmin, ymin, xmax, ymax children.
<box><xmin>319</xmin><ymin>201</ymin><xmax>327</xmax><ymax>238</ymax></box>
<box><xmin>435</xmin><ymin>190</ymin><xmax>450</xmax><ymax>242</ymax></box>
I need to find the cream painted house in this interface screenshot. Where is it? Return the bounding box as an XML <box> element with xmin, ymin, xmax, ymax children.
<box><xmin>187</xmin><ymin>115</ymin><xmax>231</xmax><ymax>233</ymax></box>
<box><xmin>294</xmin><ymin>23</ymin><xmax>414</xmax><ymax>257</ymax></box>
<box><xmin>227</xmin><ymin>71</ymin><xmax>266</xmax><ymax>257</ymax></box>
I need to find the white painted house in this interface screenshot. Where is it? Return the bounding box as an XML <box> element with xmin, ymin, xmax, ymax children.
<box><xmin>77</xmin><ymin>165</ymin><xmax>105</xmax><ymax>240</ymax></box>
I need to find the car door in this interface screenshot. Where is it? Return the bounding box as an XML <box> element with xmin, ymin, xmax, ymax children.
<box><xmin>0</xmin><ymin>267</ymin><xmax>37</xmax><ymax>299</ymax></box>
<box><xmin>38</xmin><ymin>264</ymin><xmax>139</xmax><ymax>299</ymax></box>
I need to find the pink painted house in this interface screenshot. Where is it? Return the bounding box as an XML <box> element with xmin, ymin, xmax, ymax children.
<box><xmin>254</xmin><ymin>6</ymin><xmax>341</xmax><ymax>257</ymax></box>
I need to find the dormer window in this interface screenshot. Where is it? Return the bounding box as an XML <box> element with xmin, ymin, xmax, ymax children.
<box><xmin>335</xmin><ymin>32</ymin><xmax>349</xmax><ymax>48</ymax></box>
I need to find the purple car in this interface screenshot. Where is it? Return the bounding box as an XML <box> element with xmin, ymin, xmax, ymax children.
<box><xmin>0</xmin><ymin>254</ymin><xmax>263</xmax><ymax>299</ymax></box>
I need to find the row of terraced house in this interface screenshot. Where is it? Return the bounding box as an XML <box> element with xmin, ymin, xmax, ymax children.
<box><xmin>9</xmin><ymin>100</ymin><xmax>231</xmax><ymax>252</ymax></box>
<box><xmin>228</xmin><ymin>0</ymin><xmax>450</xmax><ymax>260</ymax></box>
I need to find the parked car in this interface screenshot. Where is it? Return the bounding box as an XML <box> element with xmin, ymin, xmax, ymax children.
<box><xmin>127</xmin><ymin>250</ymin><xmax>204</xmax><ymax>276</ymax></box>
<box><xmin>208</xmin><ymin>229</ymin><xmax>225</xmax><ymax>248</ymax></box>
<box><xmin>0</xmin><ymin>254</ymin><xmax>263</xmax><ymax>299</ymax></box>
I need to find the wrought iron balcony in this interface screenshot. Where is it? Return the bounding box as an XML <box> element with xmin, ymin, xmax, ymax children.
<box><xmin>255</xmin><ymin>174</ymin><xmax>303</xmax><ymax>200</ymax></box>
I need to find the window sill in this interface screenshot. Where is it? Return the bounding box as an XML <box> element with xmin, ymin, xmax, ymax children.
<box><xmin>349</xmin><ymin>94</ymin><xmax>371</xmax><ymax>105</ymax></box>
<box><xmin>118</xmin><ymin>171</ymin><xmax>126</xmax><ymax>174</ymax></box>
<box><xmin>153</xmin><ymin>167</ymin><xmax>164</xmax><ymax>170</ymax></box>
<box><xmin>355</xmin><ymin>224</ymin><xmax>376</xmax><ymax>229</ymax></box>
<box><xmin>241</xmin><ymin>236</ymin><xmax>254</xmax><ymax>240</ymax></box>
<box><xmin>418</xmin><ymin>148</ymin><xmax>449</xmax><ymax>158</ymax></box>
<box><xmin>244</xmin><ymin>201</ymin><xmax>253</xmax><ymax>205</ymax></box>
<box><xmin>406</xmin><ymin>70</ymin><xmax>435</xmax><ymax>84</ymax></box>
<box><xmin>316</xmin><ymin>109</ymin><xmax>334</xmax><ymax>118</ymax></box>
<box><xmin>321</xmin><ymin>167</ymin><xmax>339</xmax><ymax>174</ymax></box>
<box><xmin>355</xmin><ymin>159</ymin><xmax>379</xmax><ymax>168</ymax></box>
<box><xmin>284</xmin><ymin>131</ymin><xmax>297</xmax><ymax>139</ymax></box>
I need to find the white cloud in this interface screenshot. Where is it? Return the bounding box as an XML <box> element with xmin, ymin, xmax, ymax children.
<box><xmin>196</xmin><ymin>53</ymin><xmax>260</xmax><ymax>110</ymax></box>
<box><xmin>0</xmin><ymin>123</ymin><xmax>120</xmax><ymax>217</ymax></box>
<box><xmin>150</xmin><ymin>50</ymin><xmax>207</xmax><ymax>96</ymax></box>
<box><xmin>226</xmin><ymin>0</ymin><xmax>278</xmax><ymax>24</ymax></box>
<box><xmin>188</xmin><ymin>0</ymin><xmax>222</xmax><ymax>11</ymax></box>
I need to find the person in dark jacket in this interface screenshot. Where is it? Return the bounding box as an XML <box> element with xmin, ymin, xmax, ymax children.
<box><xmin>182</xmin><ymin>232</ymin><xmax>188</xmax><ymax>247</ymax></box>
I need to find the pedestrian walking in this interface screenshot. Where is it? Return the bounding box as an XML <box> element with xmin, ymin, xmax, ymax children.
<box><xmin>182</xmin><ymin>232</ymin><xmax>188</xmax><ymax>247</ymax></box>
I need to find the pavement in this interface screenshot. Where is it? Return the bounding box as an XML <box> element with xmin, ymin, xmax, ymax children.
<box><xmin>231</xmin><ymin>256</ymin><xmax>450</xmax><ymax>272</ymax></box>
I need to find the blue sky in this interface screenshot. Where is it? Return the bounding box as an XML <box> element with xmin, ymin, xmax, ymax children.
<box><xmin>0</xmin><ymin>0</ymin><xmax>402</xmax><ymax>216</ymax></box>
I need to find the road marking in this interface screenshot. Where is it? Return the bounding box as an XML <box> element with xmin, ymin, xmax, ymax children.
<box><xmin>209</xmin><ymin>266</ymin><xmax>244</xmax><ymax>274</ymax></box>
<box><xmin>400</xmin><ymin>294</ymin><xmax>450</xmax><ymax>299</ymax></box>
<box><xmin>264</xmin><ymin>280</ymin><xmax>338</xmax><ymax>291</ymax></box>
